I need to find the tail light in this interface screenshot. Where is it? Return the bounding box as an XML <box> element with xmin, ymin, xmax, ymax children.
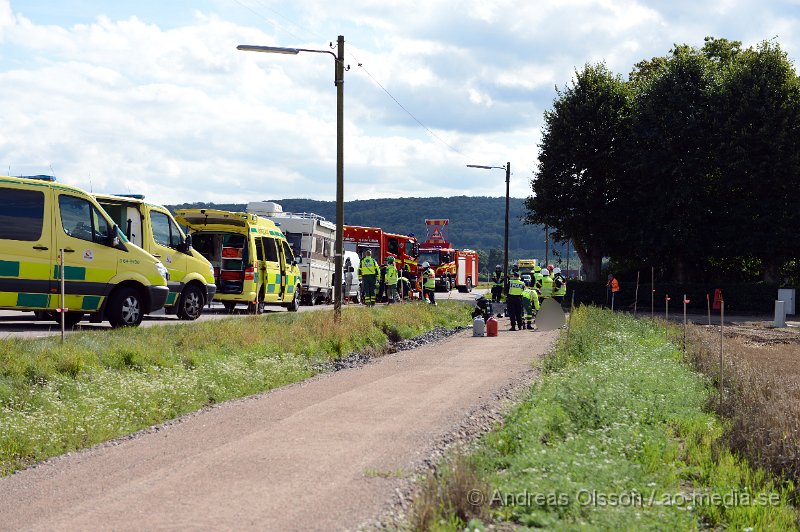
<box><xmin>221</xmin><ymin>270</ymin><xmax>244</xmax><ymax>281</ymax></box>
<box><xmin>244</xmin><ymin>266</ymin><xmax>255</xmax><ymax>281</ymax></box>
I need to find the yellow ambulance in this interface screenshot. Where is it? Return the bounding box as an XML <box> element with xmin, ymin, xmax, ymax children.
<box><xmin>94</xmin><ymin>193</ymin><xmax>216</xmax><ymax>320</ymax></box>
<box><xmin>0</xmin><ymin>175</ymin><xmax>169</xmax><ymax>327</ymax></box>
<box><xmin>174</xmin><ymin>208</ymin><xmax>302</xmax><ymax>313</ymax></box>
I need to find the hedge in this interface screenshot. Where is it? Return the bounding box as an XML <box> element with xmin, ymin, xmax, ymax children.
<box><xmin>563</xmin><ymin>281</ymin><xmax>790</xmax><ymax>315</ymax></box>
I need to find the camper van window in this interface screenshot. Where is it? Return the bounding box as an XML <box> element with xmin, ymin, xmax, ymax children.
<box><xmin>1</xmin><ymin>189</ymin><xmax>44</xmax><ymax>241</ymax></box>
<box><xmin>262</xmin><ymin>237</ymin><xmax>279</xmax><ymax>262</ymax></box>
<box><xmin>286</xmin><ymin>234</ymin><xmax>302</xmax><ymax>257</ymax></box>
<box><xmin>387</xmin><ymin>237</ymin><xmax>399</xmax><ymax>255</ymax></box>
<box><xmin>324</xmin><ymin>238</ymin><xmax>333</xmax><ymax>257</ymax></box>
<box><xmin>315</xmin><ymin>236</ymin><xmax>324</xmax><ymax>254</ymax></box>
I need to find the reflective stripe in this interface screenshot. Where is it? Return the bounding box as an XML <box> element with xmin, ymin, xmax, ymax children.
<box><xmin>508</xmin><ymin>279</ymin><xmax>525</xmax><ymax>295</ymax></box>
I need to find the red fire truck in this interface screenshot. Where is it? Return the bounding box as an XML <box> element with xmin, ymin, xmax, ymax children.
<box><xmin>417</xmin><ymin>219</ymin><xmax>478</xmax><ymax>292</ymax></box>
<box><xmin>343</xmin><ymin>225</ymin><xmax>419</xmax><ymax>277</ymax></box>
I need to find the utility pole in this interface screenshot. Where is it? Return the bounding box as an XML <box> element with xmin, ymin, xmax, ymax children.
<box><xmin>333</xmin><ymin>35</ymin><xmax>344</xmax><ymax>322</ymax></box>
<box><xmin>544</xmin><ymin>224</ymin><xmax>549</xmax><ymax>265</ymax></box>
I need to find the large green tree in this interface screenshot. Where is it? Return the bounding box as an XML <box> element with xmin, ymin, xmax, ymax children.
<box><xmin>716</xmin><ymin>41</ymin><xmax>800</xmax><ymax>282</ymax></box>
<box><xmin>624</xmin><ymin>45</ymin><xmax>719</xmax><ymax>282</ymax></box>
<box><xmin>526</xmin><ymin>63</ymin><xmax>631</xmax><ymax>281</ymax></box>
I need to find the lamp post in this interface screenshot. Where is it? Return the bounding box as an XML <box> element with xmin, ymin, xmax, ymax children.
<box><xmin>466</xmin><ymin>162</ymin><xmax>510</xmax><ymax>285</ymax></box>
<box><xmin>238</xmin><ymin>36</ymin><xmax>346</xmax><ymax>322</ymax></box>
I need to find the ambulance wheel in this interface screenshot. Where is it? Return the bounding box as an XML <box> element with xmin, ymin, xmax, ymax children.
<box><xmin>107</xmin><ymin>286</ymin><xmax>144</xmax><ymax>328</ymax></box>
<box><xmin>247</xmin><ymin>293</ymin><xmax>265</xmax><ymax>315</ymax></box>
<box><xmin>286</xmin><ymin>288</ymin><xmax>300</xmax><ymax>312</ymax></box>
<box><xmin>222</xmin><ymin>302</ymin><xmax>237</xmax><ymax>313</ymax></box>
<box><xmin>177</xmin><ymin>285</ymin><xmax>204</xmax><ymax>320</ymax></box>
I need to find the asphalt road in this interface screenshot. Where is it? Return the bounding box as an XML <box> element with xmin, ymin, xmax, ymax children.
<box><xmin>0</xmin><ymin>288</ymin><xmax>481</xmax><ymax>339</ymax></box>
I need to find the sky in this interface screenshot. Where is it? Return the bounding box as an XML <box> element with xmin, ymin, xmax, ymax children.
<box><xmin>1</xmin><ymin>0</ymin><xmax>798</xmax><ymax>205</ymax></box>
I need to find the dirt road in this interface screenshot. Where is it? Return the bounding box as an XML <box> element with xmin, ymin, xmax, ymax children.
<box><xmin>0</xmin><ymin>322</ymin><xmax>557</xmax><ymax>531</ymax></box>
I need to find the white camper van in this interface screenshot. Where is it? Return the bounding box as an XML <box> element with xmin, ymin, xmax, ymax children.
<box><xmin>247</xmin><ymin>201</ymin><xmax>335</xmax><ymax>306</ymax></box>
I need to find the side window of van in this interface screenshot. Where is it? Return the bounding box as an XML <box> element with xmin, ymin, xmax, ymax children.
<box><xmin>59</xmin><ymin>195</ymin><xmax>110</xmax><ymax>244</ymax></box>
<box><xmin>262</xmin><ymin>238</ymin><xmax>279</xmax><ymax>262</ymax></box>
<box><xmin>0</xmin><ymin>189</ymin><xmax>45</xmax><ymax>241</ymax></box>
<box><xmin>281</xmin><ymin>241</ymin><xmax>295</xmax><ymax>264</ymax></box>
<box><xmin>254</xmin><ymin>238</ymin><xmax>264</xmax><ymax>261</ymax></box>
<box><xmin>151</xmin><ymin>211</ymin><xmax>183</xmax><ymax>248</ymax></box>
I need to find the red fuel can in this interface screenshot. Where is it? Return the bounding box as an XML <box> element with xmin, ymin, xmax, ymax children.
<box><xmin>486</xmin><ymin>316</ymin><xmax>498</xmax><ymax>337</ymax></box>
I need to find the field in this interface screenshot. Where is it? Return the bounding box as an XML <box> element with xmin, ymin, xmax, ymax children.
<box><xmin>411</xmin><ymin>307</ymin><xmax>798</xmax><ymax>530</ymax></box>
<box><xmin>0</xmin><ymin>302</ymin><xmax>469</xmax><ymax>476</ymax></box>
<box><xmin>689</xmin><ymin>320</ymin><xmax>800</xmax><ymax>488</ymax></box>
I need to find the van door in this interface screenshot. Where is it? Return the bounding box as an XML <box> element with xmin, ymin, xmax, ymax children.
<box><xmin>280</xmin><ymin>239</ymin><xmax>295</xmax><ymax>302</ymax></box>
<box><xmin>260</xmin><ymin>237</ymin><xmax>282</xmax><ymax>303</ymax></box>
<box><xmin>55</xmin><ymin>193</ymin><xmax>119</xmax><ymax>313</ymax></box>
<box><xmin>0</xmin><ymin>185</ymin><xmax>52</xmax><ymax>309</ymax></box>
<box><xmin>149</xmin><ymin>209</ymin><xmax>188</xmax><ymax>306</ymax></box>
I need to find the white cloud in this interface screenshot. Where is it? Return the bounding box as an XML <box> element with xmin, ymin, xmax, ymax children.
<box><xmin>0</xmin><ymin>0</ymin><xmax>798</xmax><ymax>205</ymax></box>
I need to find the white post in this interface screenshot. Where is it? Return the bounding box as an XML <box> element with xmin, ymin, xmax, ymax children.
<box><xmin>774</xmin><ymin>300</ymin><xmax>787</xmax><ymax>328</ymax></box>
<box><xmin>60</xmin><ymin>249</ymin><xmax>66</xmax><ymax>343</ymax></box>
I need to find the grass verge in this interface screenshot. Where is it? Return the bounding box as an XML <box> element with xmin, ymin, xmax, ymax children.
<box><xmin>410</xmin><ymin>306</ymin><xmax>797</xmax><ymax>530</ymax></box>
<box><xmin>0</xmin><ymin>302</ymin><xmax>468</xmax><ymax>476</ymax></box>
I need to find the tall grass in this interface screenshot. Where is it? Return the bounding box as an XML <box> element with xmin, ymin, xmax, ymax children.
<box><xmin>0</xmin><ymin>302</ymin><xmax>468</xmax><ymax>475</ymax></box>
<box><xmin>411</xmin><ymin>306</ymin><xmax>797</xmax><ymax>530</ymax></box>
<box><xmin>689</xmin><ymin>326</ymin><xmax>800</xmax><ymax>494</ymax></box>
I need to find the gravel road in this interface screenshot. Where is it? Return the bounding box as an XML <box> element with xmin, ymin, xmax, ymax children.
<box><xmin>0</xmin><ymin>318</ymin><xmax>556</xmax><ymax>531</ymax></box>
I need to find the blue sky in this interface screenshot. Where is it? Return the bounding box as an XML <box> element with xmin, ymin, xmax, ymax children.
<box><xmin>1</xmin><ymin>0</ymin><xmax>799</xmax><ymax>205</ymax></box>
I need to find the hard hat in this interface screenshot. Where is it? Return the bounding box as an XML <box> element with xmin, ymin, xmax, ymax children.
<box><xmin>387</xmin><ymin>256</ymin><xmax>395</xmax><ymax>263</ymax></box>
<box><xmin>534</xmin><ymin>266</ymin><xmax>541</xmax><ymax>273</ymax></box>
<box><xmin>547</xmin><ymin>264</ymin><xmax>554</xmax><ymax>271</ymax></box>
<box><xmin>474</xmin><ymin>293</ymin><xmax>483</xmax><ymax>300</ymax></box>
<box><xmin>553</xmin><ymin>267</ymin><xmax>561</xmax><ymax>274</ymax></box>
<box><xmin>422</xmin><ymin>261</ymin><xmax>430</xmax><ymax>268</ymax></box>
<box><xmin>495</xmin><ymin>264</ymin><xmax>502</xmax><ymax>270</ymax></box>
<box><xmin>542</xmin><ymin>269</ymin><xmax>550</xmax><ymax>276</ymax></box>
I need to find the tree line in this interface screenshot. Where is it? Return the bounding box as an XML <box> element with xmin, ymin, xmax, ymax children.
<box><xmin>526</xmin><ymin>37</ymin><xmax>800</xmax><ymax>284</ymax></box>
<box><xmin>168</xmin><ymin>196</ymin><xmax>571</xmax><ymax>268</ymax></box>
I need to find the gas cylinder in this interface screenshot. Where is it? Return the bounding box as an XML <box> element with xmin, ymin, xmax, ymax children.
<box><xmin>473</xmin><ymin>316</ymin><xmax>485</xmax><ymax>336</ymax></box>
<box><xmin>486</xmin><ymin>316</ymin><xmax>498</xmax><ymax>337</ymax></box>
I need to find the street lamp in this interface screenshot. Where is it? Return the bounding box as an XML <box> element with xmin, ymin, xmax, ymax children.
<box><xmin>466</xmin><ymin>162</ymin><xmax>510</xmax><ymax>285</ymax></box>
<box><xmin>238</xmin><ymin>36</ymin><xmax>346</xmax><ymax>322</ymax></box>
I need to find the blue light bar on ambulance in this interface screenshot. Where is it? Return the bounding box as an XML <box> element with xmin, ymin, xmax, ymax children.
<box><xmin>20</xmin><ymin>175</ymin><xmax>56</xmax><ymax>182</ymax></box>
<box><xmin>111</xmin><ymin>194</ymin><xmax>145</xmax><ymax>200</ymax></box>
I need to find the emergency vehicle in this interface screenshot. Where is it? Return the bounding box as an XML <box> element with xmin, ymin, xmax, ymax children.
<box><xmin>246</xmin><ymin>201</ymin><xmax>335</xmax><ymax>306</ymax></box>
<box><xmin>0</xmin><ymin>175</ymin><xmax>169</xmax><ymax>328</ymax></box>
<box><xmin>95</xmin><ymin>193</ymin><xmax>216</xmax><ymax>320</ymax></box>
<box><xmin>417</xmin><ymin>219</ymin><xmax>478</xmax><ymax>292</ymax></box>
<box><xmin>343</xmin><ymin>225</ymin><xmax>419</xmax><ymax>277</ymax></box>
<box><xmin>174</xmin><ymin>209</ymin><xmax>302</xmax><ymax>313</ymax></box>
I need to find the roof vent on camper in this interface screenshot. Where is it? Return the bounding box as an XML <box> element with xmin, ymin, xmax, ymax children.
<box><xmin>247</xmin><ymin>201</ymin><xmax>283</xmax><ymax>216</ymax></box>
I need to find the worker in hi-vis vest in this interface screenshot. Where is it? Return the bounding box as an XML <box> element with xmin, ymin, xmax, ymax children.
<box><xmin>384</xmin><ymin>256</ymin><xmax>399</xmax><ymax>304</ymax></box>
<box><xmin>422</xmin><ymin>261</ymin><xmax>436</xmax><ymax>305</ymax></box>
<box><xmin>539</xmin><ymin>268</ymin><xmax>554</xmax><ymax>305</ymax></box>
<box><xmin>506</xmin><ymin>271</ymin><xmax>526</xmax><ymax>331</ymax></box>
<box><xmin>358</xmin><ymin>250</ymin><xmax>380</xmax><ymax>307</ymax></box>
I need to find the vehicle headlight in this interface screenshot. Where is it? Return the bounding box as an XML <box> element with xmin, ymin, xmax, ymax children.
<box><xmin>156</xmin><ymin>262</ymin><xmax>169</xmax><ymax>282</ymax></box>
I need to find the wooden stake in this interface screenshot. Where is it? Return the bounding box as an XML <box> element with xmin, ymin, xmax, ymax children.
<box><xmin>719</xmin><ymin>301</ymin><xmax>724</xmax><ymax>409</ymax></box>
<box><xmin>634</xmin><ymin>271</ymin><xmax>640</xmax><ymax>317</ymax></box>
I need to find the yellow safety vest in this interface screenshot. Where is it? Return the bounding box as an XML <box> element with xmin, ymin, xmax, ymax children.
<box><xmin>540</xmin><ymin>276</ymin><xmax>553</xmax><ymax>297</ymax></box>
<box><xmin>553</xmin><ymin>274</ymin><xmax>567</xmax><ymax>297</ymax></box>
<box><xmin>385</xmin><ymin>265</ymin><xmax>398</xmax><ymax>285</ymax></box>
<box><xmin>423</xmin><ymin>268</ymin><xmax>436</xmax><ymax>289</ymax></box>
<box><xmin>359</xmin><ymin>256</ymin><xmax>378</xmax><ymax>276</ymax></box>
<box><xmin>508</xmin><ymin>279</ymin><xmax>525</xmax><ymax>296</ymax></box>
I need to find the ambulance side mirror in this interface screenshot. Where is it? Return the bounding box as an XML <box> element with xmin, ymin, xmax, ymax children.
<box><xmin>177</xmin><ymin>234</ymin><xmax>193</xmax><ymax>255</ymax></box>
<box><xmin>294</xmin><ymin>256</ymin><xmax>302</xmax><ymax>264</ymax></box>
<box><xmin>107</xmin><ymin>225</ymin><xmax>121</xmax><ymax>248</ymax></box>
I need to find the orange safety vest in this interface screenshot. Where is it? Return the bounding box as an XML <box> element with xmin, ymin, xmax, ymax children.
<box><xmin>607</xmin><ymin>278</ymin><xmax>619</xmax><ymax>293</ymax></box>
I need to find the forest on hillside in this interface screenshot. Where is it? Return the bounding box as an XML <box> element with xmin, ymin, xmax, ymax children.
<box><xmin>168</xmin><ymin>196</ymin><xmax>575</xmax><ymax>272</ymax></box>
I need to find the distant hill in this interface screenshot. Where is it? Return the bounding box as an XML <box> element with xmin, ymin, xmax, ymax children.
<box><xmin>168</xmin><ymin>196</ymin><xmax>574</xmax><ymax>271</ymax></box>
